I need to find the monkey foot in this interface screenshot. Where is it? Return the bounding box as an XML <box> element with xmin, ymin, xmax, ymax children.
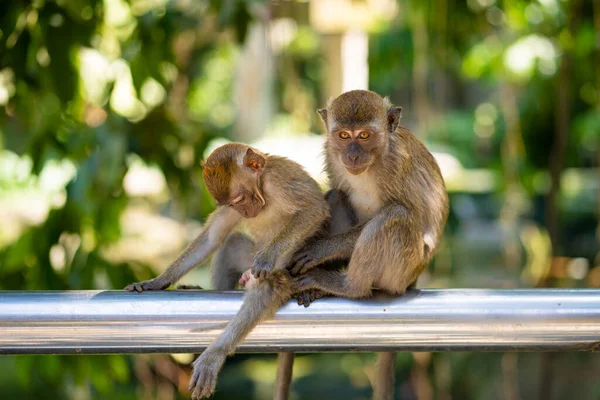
<box><xmin>124</xmin><ymin>279</ymin><xmax>169</xmax><ymax>293</ymax></box>
<box><xmin>239</xmin><ymin>269</ymin><xmax>259</xmax><ymax>289</ymax></box>
<box><xmin>189</xmin><ymin>351</ymin><xmax>225</xmax><ymax>399</ymax></box>
<box><xmin>296</xmin><ymin>289</ymin><xmax>324</xmax><ymax>307</ymax></box>
<box><xmin>177</xmin><ymin>285</ymin><xmax>204</xmax><ymax>290</ymax></box>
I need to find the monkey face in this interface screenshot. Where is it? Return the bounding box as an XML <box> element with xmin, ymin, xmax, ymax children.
<box><xmin>330</xmin><ymin>129</ymin><xmax>385</xmax><ymax>175</ymax></box>
<box><xmin>203</xmin><ymin>144</ymin><xmax>267</xmax><ymax>219</ymax></box>
<box><xmin>318</xmin><ymin>90</ymin><xmax>402</xmax><ymax>176</ymax></box>
<box><xmin>228</xmin><ymin>186</ymin><xmax>265</xmax><ymax>218</ymax></box>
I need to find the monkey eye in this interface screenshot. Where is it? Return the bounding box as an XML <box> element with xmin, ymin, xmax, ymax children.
<box><xmin>338</xmin><ymin>131</ymin><xmax>350</xmax><ymax>139</ymax></box>
<box><xmin>358</xmin><ymin>131</ymin><xmax>370</xmax><ymax>139</ymax></box>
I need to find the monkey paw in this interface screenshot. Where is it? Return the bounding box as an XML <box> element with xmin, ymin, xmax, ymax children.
<box><xmin>189</xmin><ymin>351</ymin><xmax>225</xmax><ymax>399</ymax></box>
<box><xmin>124</xmin><ymin>279</ymin><xmax>169</xmax><ymax>293</ymax></box>
<box><xmin>297</xmin><ymin>289</ymin><xmax>324</xmax><ymax>307</ymax></box>
<box><xmin>288</xmin><ymin>248</ymin><xmax>322</xmax><ymax>276</ymax></box>
<box><xmin>251</xmin><ymin>251</ymin><xmax>274</xmax><ymax>280</ymax></box>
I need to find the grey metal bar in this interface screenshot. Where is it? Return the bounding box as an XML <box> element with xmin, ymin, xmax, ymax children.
<box><xmin>0</xmin><ymin>289</ymin><xmax>599</xmax><ymax>355</ymax></box>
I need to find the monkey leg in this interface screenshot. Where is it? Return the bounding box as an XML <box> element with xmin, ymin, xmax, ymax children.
<box><xmin>349</xmin><ymin>204</ymin><xmax>425</xmax><ymax>295</ymax></box>
<box><xmin>211</xmin><ymin>232</ymin><xmax>256</xmax><ymax>290</ymax></box>
<box><xmin>190</xmin><ymin>270</ymin><xmax>293</xmax><ymax>399</ymax></box>
<box><xmin>325</xmin><ymin>189</ymin><xmax>358</xmax><ymax>235</ymax></box>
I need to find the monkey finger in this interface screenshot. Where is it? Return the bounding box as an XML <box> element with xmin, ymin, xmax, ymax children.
<box><xmin>290</xmin><ymin>251</ymin><xmax>309</xmax><ymax>264</ymax></box>
<box><xmin>290</xmin><ymin>259</ymin><xmax>312</xmax><ymax>276</ymax></box>
<box><xmin>287</xmin><ymin>261</ymin><xmax>302</xmax><ymax>275</ymax></box>
<box><xmin>261</xmin><ymin>268</ymin><xmax>271</xmax><ymax>280</ymax></box>
<box><xmin>297</xmin><ymin>262</ymin><xmax>317</xmax><ymax>276</ymax></box>
<box><xmin>128</xmin><ymin>283</ymin><xmax>143</xmax><ymax>293</ymax></box>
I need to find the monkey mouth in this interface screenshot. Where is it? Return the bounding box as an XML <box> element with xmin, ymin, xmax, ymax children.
<box><xmin>344</xmin><ymin>165</ymin><xmax>368</xmax><ymax>175</ymax></box>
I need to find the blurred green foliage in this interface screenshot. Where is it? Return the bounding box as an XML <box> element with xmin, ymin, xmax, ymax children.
<box><xmin>0</xmin><ymin>0</ymin><xmax>598</xmax><ymax>399</ymax></box>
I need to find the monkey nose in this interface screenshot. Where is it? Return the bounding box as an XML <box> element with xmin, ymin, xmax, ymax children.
<box><xmin>347</xmin><ymin>154</ymin><xmax>359</xmax><ymax>162</ymax></box>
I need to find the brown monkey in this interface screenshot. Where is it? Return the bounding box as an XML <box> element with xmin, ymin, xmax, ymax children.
<box><xmin>125</xmin><ymin>143</ymin><xmax>329</xmax><ymax>399</ymax></box>
<box><xmin>288</xmin><ymin>90</ymin><xmax>449</xmax><ymax>399</ymax></box>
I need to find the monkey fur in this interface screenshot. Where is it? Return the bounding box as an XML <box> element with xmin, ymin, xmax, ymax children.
<box><xmin>125</xmin><ymin>143</ymin><xmax>329</xmax><ymax>399</ymax></box>
<box><xmin>288</xmin><ymin>90</ymin><xmax>449</xmax><ymax>400</ymax></box>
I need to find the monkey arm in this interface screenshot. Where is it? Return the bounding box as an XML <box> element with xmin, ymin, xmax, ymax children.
<box><xmin>251</xmin><ymin>208</ymin><xmax>328</xmax><ymax>279</ymax></box>
<box><xmin>287</xmin><ymin>224</ymin><xmax>363</xmax><ymax>276</ymax></box>
<box><xmin>125</xmin><ymin>207</ymin><xmax>241</xmax><ymax>292</ymax></box>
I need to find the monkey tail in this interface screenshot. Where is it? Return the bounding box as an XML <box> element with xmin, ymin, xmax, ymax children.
<box><xmin>373</xmin><ymin>352</ymin><xmax>396</xmax><ymax>400</ymax></box>
<box><xmin>274</xmin><ymin>352</ymin><xmax>295</xmax><ymax>400</ymax></box>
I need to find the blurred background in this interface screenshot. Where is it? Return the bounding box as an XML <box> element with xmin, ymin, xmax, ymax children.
<box><xmin>0</xmin><ymin>0</ymin><xmax>598</xmax><ymax>399</ymax></box>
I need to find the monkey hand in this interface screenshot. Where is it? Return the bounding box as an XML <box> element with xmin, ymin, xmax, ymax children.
<box><xmin>288</xmin><ymin>242</ymin><xmax>327</xmax><ymax>276</ymax></box>
<box><xmin>189</xmin><ymin>350</ymin><xmax>226</xmax><ymax>399</ymax></box>
<box><xmin>251</xmin><ymin>250</ymin><xmax>275</xmax><ymax>279</ymax></box>
<box><xmin>124</xmin><ymin>278</ymin><xmax>170</xmax><ymax>293</ymax></box>
<box><xmin>296</xmin><ymin>289</ymin><xmax>324</xmax><ymax>308</ymax></box>
<box><xmin>239</xmin><ymin>269</ymin><xmax>259</xmax><ymax>289</ymax></box>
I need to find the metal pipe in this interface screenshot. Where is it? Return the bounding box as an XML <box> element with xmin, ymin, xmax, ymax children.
<box><xmin>0</xmin><ymin>289</ymin><xmax>599</xmax><ymax>354</ymax></box>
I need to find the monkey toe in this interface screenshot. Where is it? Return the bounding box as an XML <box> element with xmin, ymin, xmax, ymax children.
<box><xmin>190</xmin><ymin>366</ymin><xmax>216</xmax><ymax>399</ymax></box>
<box><xmin>124</xmin><ymin>283</ymin><xmax>143</xmax><ymax>293</ymax></box>
<box><xmin>296</xmin><ymin>290</ymin><xmax>322</xmax><ymax>307</ymax></box>
<box><xmin>297</xmin><ymin>293</ymin><xmax>308</xmax><ymax>306</ymax></box>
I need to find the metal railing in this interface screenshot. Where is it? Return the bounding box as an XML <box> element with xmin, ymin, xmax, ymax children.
<box><xmin>1</xmin><ymin>289</ymin><xmax>599</xmax><ymax>354</ymax></box>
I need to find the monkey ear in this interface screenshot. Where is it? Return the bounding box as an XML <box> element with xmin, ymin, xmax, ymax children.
<box><xmin>387</xmin><ymin>107</ymin><xmax>402</xmax><ymax>133</ymax></box>
<box><xmin>200</xmin><ymin>161</ymin><xmax>212</xmax><ymax>174</ymax></box>
<box><xmin>244</xmin><ymin>148</ymin><xmax>266</xmax><ymax>173</ymax></box>
<box><xmin>317</xmin><ymin>109</ymin><xmax>328</xmax><ymax>125</ymax></box>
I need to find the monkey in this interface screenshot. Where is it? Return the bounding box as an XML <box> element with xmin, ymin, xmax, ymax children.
<box><xmin>124</xmin><ymin>143</ymin><xmax>329</xmax><ymax>399</ymax></box>
<box><xmin>287</xmin><ymin>90</ymin><xmax>449</xmax><ymax>400</ymax></box>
